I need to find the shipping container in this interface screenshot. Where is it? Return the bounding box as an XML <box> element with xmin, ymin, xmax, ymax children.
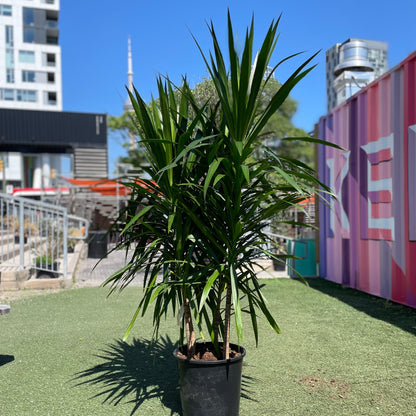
<box><xmin>318</xmin><ymin>51</ymin><xmax>416</xmax><ymax>308</ymax></box>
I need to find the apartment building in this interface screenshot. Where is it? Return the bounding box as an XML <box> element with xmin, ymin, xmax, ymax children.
<box><xmin>326</xmin><ymin>38</ymin><xmax>388</xmax><ymax>112</ymax></box>
<box><xmin>0</xmin><ymin>1</ymin><xmax>107</xmax><ymax>191</ymax></box>
<box><xmin>0</xmin><ymin>0</ymin><xmax>62</xmax><ymax>111</ymax></box>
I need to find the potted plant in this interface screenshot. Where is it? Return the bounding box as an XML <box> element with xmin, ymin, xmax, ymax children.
<box><xmin>34</xmin><ymin>255</ymin><xmax>59</xmax><ymax>278</ymax></box>
<box><xmin>68</xmin><ymin>227</ymin><xmax>83</xmax><ymax>253</ymax></box>
<box><xmin>67</xmin><ymin>239</ymin><xmax>76</xmax><ymax>253</ymax></box>
<box><xmin>23</xmin><ymin>218</ymin><xmax>38</xmax><ymax>240</ymax></box>
<box><xmin>7</xmin><ymin>215</ymin><xmax>23</xmax><ymax>243</ymax></box>
<box><xmin>9</xmin><ymin>215</ymin><xmax>39</xmax><ymax>244</ymax></box>
<box><xmin>105</xmin><ymin>13</ymin><xmax>336</xmax><ymax>416</ymax></box>
<box><xmin>33</xmin><ymin>223</ymin><xmax>62</xmax><ymax>277</ymax></box>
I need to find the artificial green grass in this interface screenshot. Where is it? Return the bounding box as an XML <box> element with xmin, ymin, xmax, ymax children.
<box><xmin>1</xmin><ymin>279</ymin><xmax>416</xmax><ymax>415</ymax></box>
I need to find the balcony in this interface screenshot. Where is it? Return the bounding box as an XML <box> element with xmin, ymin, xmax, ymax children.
<box><xmin>46</xmin><ymin>20</ymin><xmax>58</xmax><ymax>29</ymax></box>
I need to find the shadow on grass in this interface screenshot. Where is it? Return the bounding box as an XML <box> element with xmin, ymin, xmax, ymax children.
<box><xmin>241</xmin><ymin>372</ymin><xmax>259</xmax><ymax>402</ymax></box>
<box><xmin>0</xmin><ymin>355</ymin><xmax>14</xmax><ymax>366</ymax></box>
<box><xmin>305</xmin><ymin>278</ymin><xmax>416</xmax><ymax>336</ymax></box>
<box><xmin>73</xmin><ymin>335</ymin><xmax>182</xmax><ymax>416</ymax></box>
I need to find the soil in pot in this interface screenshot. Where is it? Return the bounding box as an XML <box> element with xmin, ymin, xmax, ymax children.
<box><xmin>174</xmin><ymin>342</ymin><xmax>245</xmax><ymax>416</ymax></box>
<box><xmin>176</xmin><ymin>342</ymin><xmax>243</xmax><ymax>361</ymax></box>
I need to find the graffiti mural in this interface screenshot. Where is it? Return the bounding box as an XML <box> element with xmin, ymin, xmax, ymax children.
<box><xmin>318</xmin><ymin>51</ymin><xmax>416</xmax><ymax>308</ymax></box>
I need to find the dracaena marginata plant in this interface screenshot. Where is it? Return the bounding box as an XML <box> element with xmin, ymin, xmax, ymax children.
<box><xmin>105</xmin><ymin>12</ymin><xmax>337</xmax><ymax>360</ymax></box>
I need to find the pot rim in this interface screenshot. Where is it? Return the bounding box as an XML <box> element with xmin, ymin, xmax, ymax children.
<box><xmin>173</xmin><ymin>342</ymin><xmax>246</xmax><ymax>365</ymax></box>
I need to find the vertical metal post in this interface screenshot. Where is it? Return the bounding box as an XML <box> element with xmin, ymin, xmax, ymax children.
<box><xmin>116</xmin><ymin>164</ymin><xmax>120</xmax><ymax>219</ymax></box>
<box><xmin>1</xmin><ymin>153</ymin><xmax>5</xmax><ymax>194</ymax></box>
<box><xmin>0</xmin><ymin>199</ymin><xmax>4</xmax><ymax>264</ymax></box>
<box><xmin>63</xmin><ymin>209</ymin><xmax>68</xmax><ymax>277</ymax></box>
<box><xmin>19</xmin><ymin>199</ymin><xmax>24</xmax><ymax>269</ymax></box>
<box><xmin>40</xmin><ymin>154</ymin><xmax>44</xmax><ymax>203</ymax></box>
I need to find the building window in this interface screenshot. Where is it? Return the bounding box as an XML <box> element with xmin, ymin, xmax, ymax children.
<box><xmin>21</xmin><ymin>6</ymin><xmax>60</xmax><ymax>46</ymax></box>
<box><xmin>28</xmin><ymin>90</ymin><xmax>37</xmax><ymax>102</ymax></box>
<box><xmin>4</xmin><ymin>27</ymin><xmax>14</xmax><ymax>83</ymax></box>
<box><xmin>47</xmin><ymin>72</ymin><xmax>55</xmax><ymax>83</ymax></box>
<box><xmin>1</xmin><ymin>89</ymin><xmax>14</xmax><ymax>101</ymax></box>
<box><xmin>45</xmin><ymin>10</ymin><xmax>58</xmax><ymax>29</ymax></box>
<box><xmin>0</xmin><ymin>89</ymin><xmax>38</xmax><ymax>102</ymax></box>
<box><xmin>16</xmin><ymin>89</ymin><xmax>37</xmax><ymax>102</ymax></box>
<box><xmin>46</xmin><ymin>35</ymin><xmax>58</xmax><ymax>45</ymax></box>
<box><xmin>46</xmin><ymin>91</ymin><xmax>57</xmax><ymax>105</ymax></box>
<box><xmin>23</xmin><ymin>28</ymin><xmax>35</xmax><ymax>43</ymax></box>
<box><xmin>19</xmin><ymin>50</ymin><xmax>35</xmax><ymax>63</ymax></box>
<box><xmin>22</xmin><ymin>70</ymin><xmax>36</xmax><ymax>83</ymax></box>
<box><xmin>6</xmin><ymin>68</ymin><xmax>14</xmax><ymax>83</ymax></box>
<box><xmin>0</xmin><ymin>5</ymin><xmax>12</xmax><ymax>16</ymax></box>
<box><xmin>44</xmin><ymin>53</ymin><xmax>56</xmax><ymax>66</ymax></box>
<box><xmin>46</xmin><ymin>19</ymin><xmax>58</xmax><ymax>29</ymax></box>
<box><xmin>5</xmin><ymin>25</ymin><xmax>13</xmax><ymax>47</ymax></box>
<box><xmin>4</xmin><ymin>89</ymin><xmax>14</xmax><ymax>100</ymax></box>
<box><xmin>23</xmin><ymin>8</ymin><xmax>34</xmax><ymax>25</ymax></box>
<box><xmin>5</xmin><ymin>49</ymin><xmax>14</xmax><ymax>67</ymax></box>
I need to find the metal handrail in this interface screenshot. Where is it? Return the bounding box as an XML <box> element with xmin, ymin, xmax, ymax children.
<box><xmin>0</xmin><ymin>193</ymin><xmax>88</xmax><ymax>278</ymax></box>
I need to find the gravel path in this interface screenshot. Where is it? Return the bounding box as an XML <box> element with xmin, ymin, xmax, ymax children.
<box><xmin>74</xmin><ymin>244</ymin><xmax>145</xmax><ymax>287</ymax></box>
<box><xmin>74</xmin><ymin>243</ymin><xmax>287</xmax><ymax>287</ymax></box>
<box><xmin>0</xmin><ymin>244</ymin><xmax>287</xmax><ymax>303</ymax></box>
<box><xmin>0</xmin><ymin>244</ymin><xmax>136</xmax><ymax>303</ymax></box>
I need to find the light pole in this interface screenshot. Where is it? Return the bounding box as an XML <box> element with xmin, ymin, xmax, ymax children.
<box><xmin>115</xmin><ymin>162</ymin><xmax>133</xmax><ymax>219</ymax></box>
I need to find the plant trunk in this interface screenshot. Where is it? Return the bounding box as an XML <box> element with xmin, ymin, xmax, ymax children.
<box><xmin>212</xmin><ymin>287</ymin><xmax>222</xmax><ymax>350</ymax></box>
<box><xmin>223</xmin><ymin>285</ymin><xmax>232</xmax><ymax>359</ymax></box>
<box><xmin>183</xmin><ymin>297</ymin><xmax>196</xmax><ymax>358</ymax></box>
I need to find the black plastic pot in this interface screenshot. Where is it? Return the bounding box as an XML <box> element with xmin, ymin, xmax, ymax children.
<box><xmin>173</xmin><ymin>343</ymin><xmax>246</xmax><ymax>416</ymax></box>
<box><xmin>36</xmin><ymin>261</ymin><xmax>59</xmax><ymax>278</ymax></box>
<box><xmin>36</xmin><ymin>271</ymin><xmax>59</xmax><ymax>279</ymax></box>
<box><xmin>273</xmin><ymin>255</ymin><xmax>286</xmax><ymax>271</ymax></box>
<box><xmin>88</xmin><ymin>231</ymin><xmax>108</xmax><ymax>259</ymax></box>
<box><xmin>14</xmin><ymin>235</ymin><xmax>27</xmax><ymax>244</ymax></box>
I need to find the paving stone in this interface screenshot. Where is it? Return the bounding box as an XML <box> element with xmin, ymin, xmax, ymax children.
<box><xmin>74</xmin><ymin>244</ymin><xmax>145</xmax><ymax>287</ymax></box>
<box><xmin>0</xmin><ymin>304</ymin><xmax>11</xmax><ymax>315</ymax></box>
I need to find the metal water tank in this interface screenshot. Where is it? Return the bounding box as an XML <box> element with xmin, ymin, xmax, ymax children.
<box><xmin>334</xmin><ymin>39</ymin><xmax>374</xmax><ymax>76</ymax></box>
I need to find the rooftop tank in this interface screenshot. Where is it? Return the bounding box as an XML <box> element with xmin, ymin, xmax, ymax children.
<box><xmin>334</xmin><ymin>39</ymin><xmax>374</xmax><ymax>76</ymax></box>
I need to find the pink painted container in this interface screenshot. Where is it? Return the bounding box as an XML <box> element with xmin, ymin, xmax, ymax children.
<box><xmin>318</xmin><ymin>51</ymin><xmax>416</xmax><ymax>308</ymax></box>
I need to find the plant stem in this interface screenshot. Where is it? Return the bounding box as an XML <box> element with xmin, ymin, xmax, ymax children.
<box><xmin>212</xmin><ymin>285</ymin><xmax>222</xmax><ymax>350</ymax></box>
<box><xmin>223</xmin><ymin>284</ymin><xmax>232</xmax><ymax>360</ymax></box>
<box><xmin>183</xmin><ymin>296</ymin><xmax>196</xmax><ymax>358</ymax></box>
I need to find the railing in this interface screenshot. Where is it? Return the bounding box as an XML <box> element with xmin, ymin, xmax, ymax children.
<box><xmin>0</xmin><ymin>193</ymin><xmax>88</xmax><ymax>278</ymax></box>
<box><xmin>45</xmin><ymin>20</ymin><xmax>58</xmax><ymax>29</ymax></box>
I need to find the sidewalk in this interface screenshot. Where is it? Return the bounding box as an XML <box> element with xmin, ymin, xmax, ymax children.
<box><xmin>74</xmin><ymin>243</ymin><xmax>144</xmax><ymax>287</ymax></box>
<box><xmin>73</xmin><ymin>243</ymin><xmax>289</xmax><ymax>288</ymax></box>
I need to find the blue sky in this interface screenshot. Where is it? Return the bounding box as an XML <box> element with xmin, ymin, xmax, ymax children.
<box><xmin>60</xmin><ymin>0</ymin><xmax>416</xmax><ymax>176</ymax></box>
